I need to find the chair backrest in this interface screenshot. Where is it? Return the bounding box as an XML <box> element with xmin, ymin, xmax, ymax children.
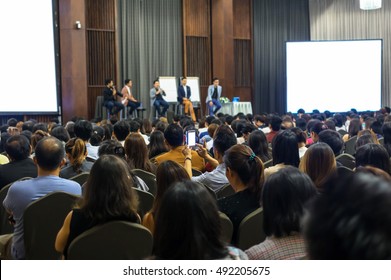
<box><xmin>337</xmin><ymin>129</ymin><xmax>348</xmax><ymax>136</ymax></box>
<box><xmin>69</xmin><ymin>172</ymin><xmax>90</xmax><ymax>186</ymax></box>
<box><xmin>132</xmin><ymin>188</ymin><xmax>154</xmax><ymax>218</ymax></box>
<box><xmin>201</xmin><ymin>183</ymin><xmax>217</xmax><ymax>200</ymax></box>
<box><xmin>191</xmin><ymin>168</ymin><xmax>203</xmax><ymax>177</ymax></box>
<box><xmin>0</xmin><ymin>177</ymin><xmax>32</xmax><ymax>235</ymax></box>
<box><xmin>132</xmin><ymin>169</ymin><xmax>157</xmax><ymax>196</ymax></box>
<box><xmin>344</xmin><ymin>135</ymin><xmax>358</xmax><ymax>155</ymax></box>
<box><xmin>219</xmin><ymin>211</ymin><xmax>233</xmax><ymax>243</ymax></box>
<box><xmin>335</xmin><ymin>153</ymin><xmax>356</xmax><ymax>170</ymax></box>
<box><xmin>378</xmin><ymin>137</ymin><xmax>384</xmax><ymax>145</ymax></box>
<box><xmin>263</xmin><ymin>159</ymin><xmax>273</xmax><ymax>168</ymax></box>
<box><xmin>67</xmin><ymin>221</ymin><xmax>153</xmax><ymax>260</ymax></box>
<box><xmin>216</xmin><ymin>184</ymin><xmax>235</xmax><ymax>199</ymax></box>
<box><xmin>237</xmin><ymin>207</ymin><xmax>266</xmax><ymax>251</ymax></box>
<box><xmin>24</xmin><ymin>192</ymin><xmax>80</xmax><ymax>260</ymax></box>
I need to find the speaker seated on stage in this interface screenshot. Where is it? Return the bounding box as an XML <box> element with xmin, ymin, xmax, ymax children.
<box><xmin>206</xmin><ymin>77</ymin><xmax>222</xmax><ymax>116</ymax></box>
<box><xmin>103</xmin><ymin>78</ymin><xmax>124</xmax><ymax>116</ymax></box>
<box><xmin>177</xmin><ymin>77</ymin><xmax>196</xmax><ymax>122</ymax></box>
<box><xmin>121</xmin><ymin>79</ymin><xmax>141</xmax><ymax>117</ymax></box>
<box><xmin>150</xmin><ymin>80</ymin><xmax>169</xmax><ymax>118</ymax></box>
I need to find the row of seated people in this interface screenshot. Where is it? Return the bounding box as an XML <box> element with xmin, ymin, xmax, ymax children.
<box><xmin>1</xmin><ymin>110</ymin><xmax>391</xmax><ymax>259</ymax></box>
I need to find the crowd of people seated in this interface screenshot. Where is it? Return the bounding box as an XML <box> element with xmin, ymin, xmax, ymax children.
<box><xmin>1</xmin><ymin>106</ymin><xmax>391</xmax><ymax>260</ymax></box>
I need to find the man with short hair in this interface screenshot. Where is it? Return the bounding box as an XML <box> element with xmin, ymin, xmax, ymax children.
<box><xmin>177</xmin><ymin>77</ymin><xmax>196</xmax><ymax>122</ymax></box>
<box><xmin>121</xmin><ymin>79</ymin><xmax>140</xmax><ymax>117</ymax></box>
<box><xmin>74</xmin><ymin>120</ymin><xmax>98</xmax><ymax>160</ymax></box>
<box><xmin>185</xmin><ymin>125</ymin><xmax>236</xmax><ymax>192</ymax></box>
<box><xmin>266</xmin><ymin>115</ymin><xmax>282</xmax><ymax>143</ymax></box>
<box><xmin>154</xmin><ymin>124</ymin><xmax>205</xmax><ymax>172</ymax></box>
<box><xmin>150</xmin><ymin>80</ymin><xmax>169</xmax><ymax>118</ymax></box>
<box><xmin>103</xmin><ymin>78</ymin><xmax>125</xmax><ymax>115</ymax></box>
<box><xmin>0</xmin><ymin>135</ymin><xmax>37</xmax><ymax>190</ymax></box>
<box><xmin>1</xmin><ymin>137</ymin><xmax>81</xmax><ymax>259</ymax></box>
<box><xmin>113</xmin><ymin>120</ymin><xmax>130</xmax><ymax>146</ymax></box>
<box><xmin>206</xmin><ymin>77</ymin><xmax>222</xmax><ymax>116</ymax></box>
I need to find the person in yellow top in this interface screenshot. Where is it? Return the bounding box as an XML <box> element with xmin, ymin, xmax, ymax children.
<box><xmin>153</xmin><ymin>124</ymin><xmax>205</xmax><ymax>172</ymax></box>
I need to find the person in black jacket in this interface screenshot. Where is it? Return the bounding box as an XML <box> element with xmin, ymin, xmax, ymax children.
<box><xmin>103</xmin><ymin>78</ymin><xmax>125</xmax><ymax>115</ymax></box>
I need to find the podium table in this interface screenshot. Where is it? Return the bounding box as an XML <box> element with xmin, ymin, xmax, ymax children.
<box><xmin>219</xmin><ymin>102</ymin><xmax>253</xmax><ymax>116</ymax></box>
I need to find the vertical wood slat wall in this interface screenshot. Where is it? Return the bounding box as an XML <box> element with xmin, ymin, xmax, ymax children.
<box><xmin>183</xmin><ymin>0</ymin><xmax>253</xmax><ymax>110</ymax></box>
<box><xmin>183</xmin><ymin>0</ymin><xmax>211</xmax><ymax>111</ymax></box>
<box><xmin>85</xmin><ymin>0</ymin><xmax>117</xmax><ymax>120</ymax></box>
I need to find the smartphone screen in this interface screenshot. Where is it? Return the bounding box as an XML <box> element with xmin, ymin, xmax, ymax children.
<box><xmin>186</xmin><ymin>130</ymin><xmax>196</xmax><ymax>147</ymax></box>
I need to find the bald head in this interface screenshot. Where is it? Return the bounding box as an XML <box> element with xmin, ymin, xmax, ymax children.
<box><xmin>34</xmin><ymin>137</ymin><xmax>65</xmax><ymax>171</ymax></box>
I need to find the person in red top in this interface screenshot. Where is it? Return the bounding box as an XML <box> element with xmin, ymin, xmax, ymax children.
<box><xmin>266</xmin><ymin>115</ymin><xmax>282</xmax><ymax>143</ymax></box>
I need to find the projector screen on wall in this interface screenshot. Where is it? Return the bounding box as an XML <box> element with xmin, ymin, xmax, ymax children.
<box><xmin>0</xmin><ymin>0</ymin><xmax>59</xmax><ymax>114</ymax></box>
<box><xmin>286</xmin><ymin>40</ymin><xmax>382</xmax><ymax>113</ymax></box>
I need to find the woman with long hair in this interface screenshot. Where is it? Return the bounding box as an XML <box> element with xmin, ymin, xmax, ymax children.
<box><xmin>148</xmin><ymin>130</ymin><xmax>169</xmax><ymax>159</ymax></box>
<box><xmin>153</xmin><ymin>180</ymin><xmax>247</xmax><ymax>259</ymax></box>
<box><xmin>218</xmin><ymin>144</ymin><xmax>264</xmax><ymax>245</ymax></box>
<box><xmin>124</xmin><ymin>133</ymin><xmax>156</xmax><ymax>174</ymax></box>
<box><xmin>299</xmin><ymin>142</ymin><xmax>336</xmax><ymax>191</ymax></box>
<box><xmin>142</xmin><ymin>160</ymin><xmax>189</xmax><ymax>233</ymax></box>
<box><xmin>246</xmin><ymin>166</ymin><xmax>317</xmax><ymax>259</ymax></box>
<box><xmin>247</xmin><ymin>130</ymin><xmax>271</xmax><ymax>163</ymax></box>
<box><xmin>55</xmin><ymin>155</ymin><xmax>140</xmax><ymax>259</ymax></box>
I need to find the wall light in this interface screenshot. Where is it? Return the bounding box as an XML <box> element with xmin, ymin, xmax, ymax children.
<box><xmin>360</xmin><ymin>0</ymin><xmax>382</xmax><ymax>10</ymax></box>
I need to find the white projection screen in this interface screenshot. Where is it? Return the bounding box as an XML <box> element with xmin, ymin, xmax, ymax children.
<box><xmin>0</xmin><ymin>0</ymin><xmax>59</xmax><ymax>114</ymax></box>
<box><xmin>286</xmin><ymin>40</ymin><xmax>382</xmax><ymax>113</ymax></box>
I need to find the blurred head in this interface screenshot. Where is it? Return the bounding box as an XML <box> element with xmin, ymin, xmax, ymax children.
<box><xmin>51</xmin><ymin>126</ymin><xmax>71</xmax><ymax>143</ymax></box>
<box><xmin>272</xmin><ymin>129</ymin><xmax>300</xmax><ymax>167</ymax></box>
<box><xmin>164</xmin><ymin>124</ymin><xmax>184</xmax><ymax>148</ymax></box>
<box><xmin>299</xmin><ymin>142</ymin><xmax>336</xmax><ymax>190</ymax></box>
<box><xmin>355</xmin><ymin>143</ymin><xmax>390</xmax><ymax>174</ymax></box>
<box><xmin>318</xmin><ymin>129</ymin><xmax>344</xmax><ymax>156</ymax></box>
<box><xmin>98</xmin><ymin>139</ymin><xmax>126</xmax><ymax>160</ymax></box>
<box><xmin>153</xmin><ymin>180</ymin><xmax>227</xmax><ymax>260</ymax></box>
<box><xmin>247</xmin><ymin>130</ymin><xmax>271</xmax><ymax>163</ymax></box>
<box><xmin>212</xmin><ymin>125</ymin><xmax>237</xmax><ymax>160</ymax></box>
<box><xmin>224</xmin><ymin>144</ymin><xmax>264</xmax><ymax>200</ymax></box>
<box><xmin>263</xmin><ymin>167</ymin><xmax>317</xmax><ymax>237</ymax></box>
<box><xmin>5</xmin><ymin>135</ymin><xmax>31</xmax><ymax>161</ymax></box>
<box><xmin>124</xmin><ymin>133</ymin><xmax>150</xmax><ymax>171</ymax></box>
<box><xmin>348</xmin><ymin>119</ymin><xmax>362</xmax><ymax>137</ymax></box>
<box><xmin>82</xmin><ymin>155</ymin><xmax>138</xmax><ymax>223</ymax></box>
<box><xmin>148</xmin><ymin>130</ymin><xmax>169</xmax><ymax>158</ymax></box>
<box><xmin>304</xmin><ymin>172</ymin><xmax>391</xmax><ymax>259</ymax></box>
<box><xmin>113</xmin><ymin>120</ymin><xmax>130</xmax><ymax>141</ymax></box>
<box><xmin>74</xmin><ymin>120</ymin><xmax>93</xmax><ymax>141</ymax></box>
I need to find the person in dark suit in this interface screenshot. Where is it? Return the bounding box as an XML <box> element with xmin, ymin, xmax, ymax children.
<box><xmin>177</xmin><ymin>77</ymin><xmax>196</xmax><ymax>122</ymax></box>
<box><xmin>0</xmin><ymin>135</ymin><xmax>37</xmax><ymax>190</ymax></box>
<box><xmin>103</xmin><ymin>78</ymin><xmax>125</xmax><ymax>115</ymax></box>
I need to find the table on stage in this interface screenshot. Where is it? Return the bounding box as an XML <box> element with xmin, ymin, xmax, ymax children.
<box><xmin>219</xmin><ymin>102</ymin><xmax>253</xmax><ymax>116</ymax></box>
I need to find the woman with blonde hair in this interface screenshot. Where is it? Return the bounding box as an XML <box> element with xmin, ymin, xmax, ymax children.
<box><xmin>299</xmin><ymin>142</ymin><xmax>336</xmax><ymax>191</ymax></box>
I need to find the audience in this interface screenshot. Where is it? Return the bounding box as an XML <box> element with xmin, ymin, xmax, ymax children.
<box><xmin>183</xmin><ymin>125</ymin><xmax>237</xmax><ymax>192</ymax></box>
<box><xmin>152</xmin><ymin>180</ymin><xmax>248</xmax><ymax>260</ymax></box>
<box><xmin>1</xmin><ymin>137</ymin><xmax>81</xmax><ymax>259</ymax></box>
<box><xmin>60</xmin><ymin>137</ymin><xmax>94</xmax><ymax>179</ymax></box>
<box><xmin>0</xmin><ymin>135</ymin><xmax>37</xmax><ymax>189</ymax></box>
<box><xmin>143</xmin><ymin>160</ymin><xmax>189</xmax><ymax>234</ymax></box>
<box><xmin>246</xmin><ymin>167</ymin><xmax>317</xmax><ymax>259</ymax></box>
<box><xmin>264</xmin><ymin>129</ymin><xmax>300</xmax><ymax>179</ymax></box>
<box><xmin>247</xmin><ymin>130</ymin><xmax>272</xmax><ymax>163</ymax></box>
<box><xmin>55</xmin><ymin>155</ymin><xmax>139</xmax><ymax>259</ymax></box>
<box><xmin>148</xmin><ymin>130</ymin><xmax>169</xmax><ymax>159</ymax></box>
<box><xmin>266</xmin><ymin>115</ymin><xmax>282</xmax><ymax>143</ymax></box>
<box><xmin>355</xmin><ymin>143</ymin><xmax>390</xmax><ymax>174</ymax></box>
<box><xmin>218</xmin><ymin>144</ymin><xmax>264</xmax><ymax>245</ymax></box>
<box><xmin>154</xmin><ymin>124</ymin><xmax>205</xmax><ymax>172</ymax></box>
<box><xmin>342</xmin><ymin>118</ymin><xmax>362</xmax><ymax>142</ymax></box>
<box><xmin>74</xmin><ymin>120</ymin><xmax>99</xmax><ymax>160</ymax></box>
<box><xmin>318</xmin><ymin>129</ymin><xmax>344</xmax><ymax>156</ymax></box>
<box><xmin>304</xmin><ymin>172</ymin><xmax>391</xmax><ymax>259</ymax></box>
<box><xmin>299</xmin><ymin>143</ymin><xmax>337</xmax><ymax>191</ymax></box>
<box><xmin>124</xmin><ymin>133</ymin><xmax>156</xmax><ymax>174</ymax></box>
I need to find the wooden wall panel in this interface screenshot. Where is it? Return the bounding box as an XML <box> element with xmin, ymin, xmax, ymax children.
<box><xmin>234</xmin><ymin>39</ymin><xmax>251</xmax><ymax>87</ymax></box>
<box><xmin>85</xmin><ymin>0</ymin><xmax>116</xmax><ymax>120</ymax></box>
<box><xmin>233</xmin><ymin>0</ymin><xmax>251</xmax><ymax>39</ymax></box>
<box><xmin>183</xmin><ymin>0</ymin><xmax>210</xmax><ymax>36</ymax></box>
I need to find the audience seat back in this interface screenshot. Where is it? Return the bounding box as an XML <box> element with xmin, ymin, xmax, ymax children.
<box><xmin>237</xmin><ymin>207</ymin><xmax>266</xmax><ymax>251</ymax></box>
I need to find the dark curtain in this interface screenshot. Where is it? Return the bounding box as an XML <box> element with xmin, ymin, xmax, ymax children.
<box><xmin>253</xmin><ymin>0</ymin><xmax>310</xmax><ymax>114</ymax></box>
<box><xmin>117</xmin><ymin>0</ymin><xmax>183</xmax><ymax>117</ymax></box>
